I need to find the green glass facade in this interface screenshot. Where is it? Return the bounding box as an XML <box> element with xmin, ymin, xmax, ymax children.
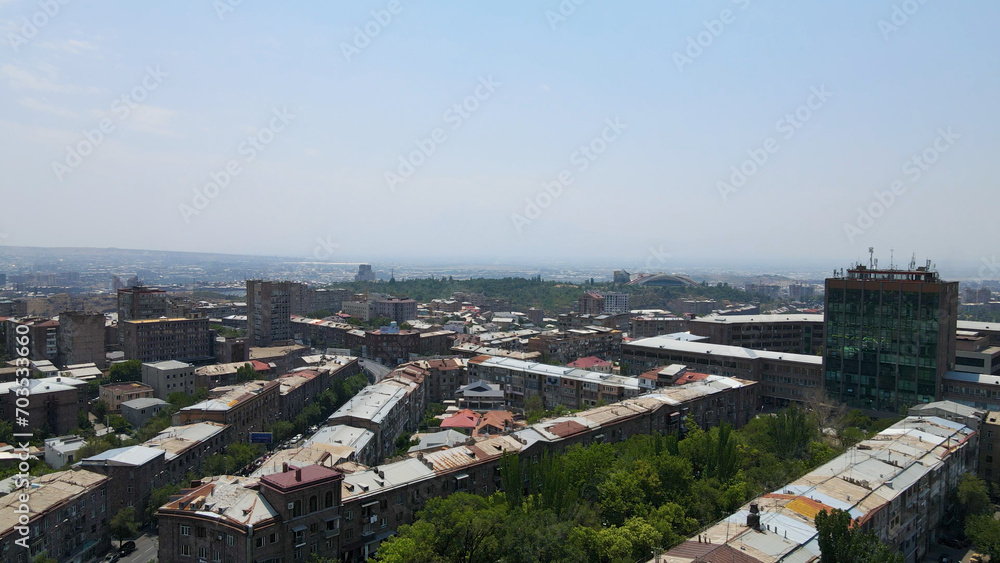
<box><xmin>824</xmin><ymin>272</ymin><xmax>957</xmax><ymax>414</ymax></box>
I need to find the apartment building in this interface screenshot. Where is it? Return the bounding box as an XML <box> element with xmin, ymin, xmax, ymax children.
<box><xmin>141</xmin><ymin>360</ymin><xmax>196</xmax><ymax>399</ymax></box>
<box><xmin>629</xmin><ymin>315</ymin><xmax>688</xmax><ymax>338</ymax></box>
<box><xmin>0</xmin><ymin>469</ymin><xmax>110</xmax><ymax>563</ymax></box>
<box><xmin>0</xmin><ymin>376</ymin><xmax>85</xmax><ymax>435</ymax></box>
<box><xmin>157</xmin><ymin>466</ymin><xmax>345</xmax><ymax>563</ymax></box>
<box><xmin>5</xmin><ymin>317</ymin><xmax>59</xmax><ymax>362</ymax></box>
<box><xmin>122</xmin><ymin>318</ymin><xmax>212</xmax><ymax>364</ymax></box>
<box><xmin>622</xmin><ymin>335</ymin><xmax>823</xmax><ymax>406</ymax></box>
<box><xmin>117</xmin><ymin>286</ymin><xmax>168</xmax><ymax>324</ymax></box>
<box><xmin>327</xmin><ymin>382</ymin><xmax>415</xmax><ymax>462</ymax></box>
<box><xmin>467</xmin><ymin>355</ymin><xmax>641</xmax><ymax>409</ymax></box>
<box><xmin>98</xmin><ymin>382</ymin><xmax>154</xmax><ymax>412</ymax></box>
<box><xmin>527</xmin><ymin>327</ymin><xmax>622</xmax><ymax>364</ymax></box>
<box><xmin>663</xmin><ymin>410</ymin><xmax>977</xmax><ymax>563</ymax></box>
<box><xmin>80</xmin><ymin>445</ymin><xmax>167</xmax><ymax>523</ymax></box>
<box><xmin>374</xmin><ymin>298</ymin><xmax>418</xmax><ymax>324</ymax></box>
<box><xmin>247</xmin><ymin>280</ymin><xmax>295</xmax><ymax>346</ymax></box>
<box><xmin>140</xmin><ymin>422</ymin><xmax>229</xmax><ymax>484</ymax></box>
<box><xmin>177</xmin><ymin>380</ymin><xmax>281</xmax><ymax>443</ymax></box>
<box><xmin>56</xmin><ymin>311</ymin><xmax>106</xmax><ymax>368</ymax></box>
<box><xmin>688</xmin><ymin>313</ymin><xmax>824</xmax><ymax>355</ymax></box>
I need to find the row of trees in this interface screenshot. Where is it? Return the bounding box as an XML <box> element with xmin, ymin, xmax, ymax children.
<box><xmin>375</xmin><ymin>406</ymin><xmax>848</xmax><ymax>563</ymax></box>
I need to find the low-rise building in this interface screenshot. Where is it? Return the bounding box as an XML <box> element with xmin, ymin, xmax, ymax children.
<box><xmin>121</xmin><ymin>397</ymin><xmax>170</xmax><ymax>428</ymax></box>
<box><xmin>141</xmin><ymin>360</ymin><xmax>195</xmax><ymax>400</ymax></box>
<box><xmin>44</xmin><ymin>435</ymin><xmax>87</xmax><ymax>469</ymax></box>
<box><xmin>629</xmin><ymin>315</ymin><xmax>688</xmax><ymax>338</ymax></box>
<box><xmin>98</xmin><ymin>382</ymin><xmax>154</xmax><ymax>412</ymax></box>
<box><xmin>455</xmin><ymin>380</ymin><xmax>505</xmax><ymax>412</ymax></box>
<box><xmin>194</xmin><ymin>360</ymin><xmax>272</xmax><ymax>389</ymax></box>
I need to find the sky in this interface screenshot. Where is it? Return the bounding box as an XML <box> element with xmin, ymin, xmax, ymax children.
<box><xmin>0</xmin><ymin>0</ymin><xmax>997</xmax><ymax>271</ymax></box>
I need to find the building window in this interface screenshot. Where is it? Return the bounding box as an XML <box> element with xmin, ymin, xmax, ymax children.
<box><xmin>309</xmin><ymin>496</ymin><xmax>318</xmax><ymax>513</ymax></box>
<box><xmin>227</xmin><ymin>534</ymin><xmax>234</xmax><ymax>546</ymax></box>
<box><xmin>344</xmin><ymin>510</ymin><xmax>353</xmax><ymax>521</ymax></box>
<box><xmin>198</xmin><ymin>547</ymin><xmax>207</xmax><ymax>558</ymax></box>
<box><xmin>325</xmin><ymin>491</ymin><xmax>334</xmax><ymax>508</ymax></box>
<box><xmin>270</xmin><ymin>532</ymin><xmax>278</xmax><ymax>543</ymax></box>
<box><xmin>181</xmin><ymin>544</ymin><xmax>191</xmax><ymax>556</ymax></box>
<box><xmin>256</xmin><ymin>537</ymin><xmax>264</xmax><ymax>548</ymax></box>
<box><xmin>180</xmin><ymin>525</ymin><xmax>191</xmax><ymax>536</ymax></box>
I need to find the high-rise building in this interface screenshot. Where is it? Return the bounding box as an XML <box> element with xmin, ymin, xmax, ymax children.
<box><xmin>247</xmin><ymin>280</ymin><xmax>293</xmax><ymax>346</ymax></box>
<box><xmin>122</xmin><ymin>318</ymin><xmax>212</xmax><ymax>364</ymax></box>
<box><xmin>117</xmin><ymin>286</ymin><xmax>168</xmax><ymax>323</ymax></box>
<box><xmin>57</xmin><ymin>311</ymin><xmax>107</xmax><ymax>368</ymax></box>
<box><xmin>577</xmin><ymin>292</ymin><xmax>604</xmax><ymax>315</ymax></box>
<box><xmin>823</xmin><ymin>262</ymin><xmax>958</xmax><ymax>413</ymax></box>
<box><xmin>603</xmin><ymin>292</ymin><xmax>629</xmax><ymax>314</ymax></box>
<box><xmin>355</xmin><ymin>264</ymin><xmax>376</xmax><ymax>282</ymax></box>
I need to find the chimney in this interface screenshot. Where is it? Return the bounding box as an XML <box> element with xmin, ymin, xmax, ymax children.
<box><xmin>282</xmin><ymin>462</ymin><xmax>288</xmax><ymax>473</ymax></box>
<box><xmin>295</xmin><ymin>467</ymin><xmax>302</xmax><ymax>481</ymax></box>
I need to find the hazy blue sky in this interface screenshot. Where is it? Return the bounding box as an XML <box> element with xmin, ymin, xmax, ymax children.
<box><xmin>0</xmin><ymin>1</ymin><xmax>996</xmax><ymax>269</ymax></box>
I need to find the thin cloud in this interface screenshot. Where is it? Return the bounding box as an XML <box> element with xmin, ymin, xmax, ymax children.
<box><xmin>1</xmin><ymin>64</ymin><xmax>101</xmax><ymax>94</ymax></box>
<box><xmin>18</xmin><ymin>96</ymin><xmax>78</xmax><ymax>118</ymax></box>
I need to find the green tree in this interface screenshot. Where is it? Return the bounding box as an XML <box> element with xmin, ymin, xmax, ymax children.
<box><xmin>814</xmin><ymin>509</ymin><xmax>902</xmax><ymax>563</ymax></box>
<box><xmin>92</xmin><ymin>400</ymin><xmax>109</xmax><ymax>422</ymax></box>
<box><xmin>957</xmin><ymin>473</ymin><xmax>993</xmax><ymax>516</ymax></box>
<box><xmin>270</xmin><ymin>420</ymin><xmax>296</xmax><ymax>442</ymax></box>
<box><xmin>110</xmin><ymin>506</ymin><xmax>140</xmax><ymax>548</ymax></box>
<box><xmin>236</xmin><ymin>363</ymin><xmax>264</xmax><ymax>382</ymax></box>
<box><xmin>966</xmin><ymin>513</ymin><xmax>1000</xmax><ymax>560</ymax></box>
<box><xmin>147</xmin><ymin>482</ymin><xmax>180</xmax><ymax>523</ymax></box>
<box><xmin>108</xmin><ymin>360</ymin><xmax>142</xmax><ymax>383</ymax></box>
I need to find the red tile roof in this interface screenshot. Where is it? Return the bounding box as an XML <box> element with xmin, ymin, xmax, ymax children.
<box><xmin>250</xmin><ymin>360</ymin><xmax>271</xmax><ymax>372</ymax></box>
<box><xmin>440</xmin><ymin>409</ymin><xmax>480</xmax><ymax>429</ymax></box>
<box><xmin>567</xmin><ymin>356</ymin><xmax>611</xmax><ymax>369</ymax></box>
<box><xmin>674</xmin><ymin>371</ymin><xmax>710</xmax><ymax>385</ymax></box>
<box><xmin>546</xmin><ymin>420</ymin><xmax>587</xmax><ymax>438</ymax></box>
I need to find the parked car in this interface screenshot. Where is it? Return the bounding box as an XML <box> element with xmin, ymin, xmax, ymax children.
<box><xmin>120</xmin><ymin>540</ymin><xmax>136</xmax><ymax>556</ymax></box>
<box><xmin>102</xmin><ymin>553</ymin><xmax>121</xmax><ymax>563</ymax></box>
<box><xmin>938</xmin><ymin>536</ymin><xmax>967</xmax><ymax>549</ymax></box>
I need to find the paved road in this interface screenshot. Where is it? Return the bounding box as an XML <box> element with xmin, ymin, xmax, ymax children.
<box><xmin>119</xmin><ymin>531</ymin><xmax>158</xmax><ymax>563</ymax></box>
<box><xmin>359</xmin><ymin>358</ymin><xmax>391</xmax><ymax>383</ymax></box>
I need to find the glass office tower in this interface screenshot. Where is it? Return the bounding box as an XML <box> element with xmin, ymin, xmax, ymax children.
<box><xmin>824</xmin><ymin>264</ymin><xmax>958</xmax><ymax>414</ymax></box>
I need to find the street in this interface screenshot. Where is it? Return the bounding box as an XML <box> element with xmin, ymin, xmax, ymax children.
<box><xmin>119</xmin><ymin>531</ymin><xmax>158</xmax><ymax>563</ymax></box>
<box><xmin>359</xmin><ymin>358</ymin><xmax>391</xmax><ymax>383</ymax></box>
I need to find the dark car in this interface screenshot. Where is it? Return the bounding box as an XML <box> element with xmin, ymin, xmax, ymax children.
<box><xmin>119</xmin><ymin>541</ymin><xmax>136</xmax><ymax>556</ymax></box>
<box><xmin>938</xmin><ymin>536</ymin><xmax>966</xmax><ymax>549</ymax></box>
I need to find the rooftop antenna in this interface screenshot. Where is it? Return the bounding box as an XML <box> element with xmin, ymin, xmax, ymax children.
<box><xmin>909</xmin><ymin>253</ymin><xmax>917</xmax><ymax>271</ymax></box>
<box><xmin>868</xmin><ymin>247</ymin><xmax>875</xmax><ymax>268</ymax></box>
<box><xmin>890</xmin><ymin>249</ymin><xmax>895</xmax><ymax>270</ymax></box>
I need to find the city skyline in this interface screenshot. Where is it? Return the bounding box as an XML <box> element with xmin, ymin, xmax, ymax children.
<box><xmin>1</xmin><ymin>1</ymin><xmax>997</xmax><ymax>265</ymax></box>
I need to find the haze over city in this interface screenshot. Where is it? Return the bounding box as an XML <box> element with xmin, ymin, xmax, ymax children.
<box><xmin>1</xmin><ymin>1</ymin><xmax>997</xmax><ymax>267</ymax></box>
